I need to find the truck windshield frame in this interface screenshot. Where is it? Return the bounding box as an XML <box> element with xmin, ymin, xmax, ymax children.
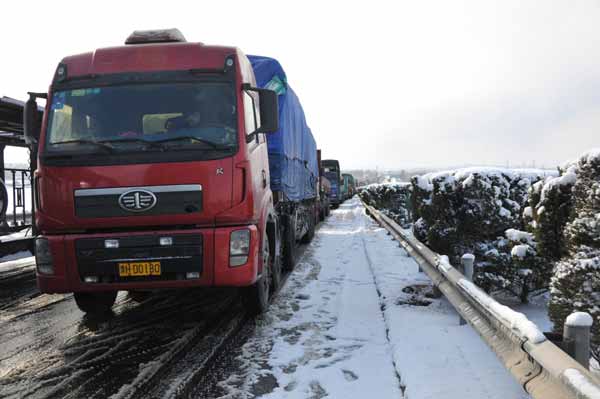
<box><xmin>42</xmin><ymin>75</ymin><xmax>239</xmax><ymax>167</ymax></box>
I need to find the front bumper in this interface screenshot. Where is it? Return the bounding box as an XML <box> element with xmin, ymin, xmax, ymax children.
<box><xmin>37</xmin><ymin>225</ymin><xmax>259</xmax><ymax>294</ymax></box>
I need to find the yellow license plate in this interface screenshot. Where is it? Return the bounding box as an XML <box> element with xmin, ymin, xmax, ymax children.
<box><xmin>118</xmin><ymin>261</ymin><xmax>161</xmax><ymax>277</ymax></box>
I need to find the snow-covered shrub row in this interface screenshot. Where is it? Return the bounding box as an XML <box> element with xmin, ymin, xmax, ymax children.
<box><xmin>528</xmin><ymin>164</ymin><xmax>577</xmax><ymax>260</ymax></box>
<box><xmin>410</xmin><ymin>167</ymin><xmax>554</xmax><ymax>302</ymax></box>
<box><xmin>359</xmin><ymin>182</ymin><xmax>412</xmax><ymax>228</ymax></box>
<box><xmin>547</xmin><ymin>149</ymin><xmax>600</xmax><ymax>346</ymax></box>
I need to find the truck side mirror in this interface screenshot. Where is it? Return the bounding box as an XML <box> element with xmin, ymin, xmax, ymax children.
<box><xmin>242</xmin><ymin>84</ymin><xmax>279</xmax><ymax>134</ymax></box>
<box><xmin>256</xmin><ymin>89</ymin><xmax>278</xmax><ymax>133</ymax></box>
<box><xmin>24</xmin><ymin>92</ymin><xmax>46</xmax><ymax>145</ymax></box>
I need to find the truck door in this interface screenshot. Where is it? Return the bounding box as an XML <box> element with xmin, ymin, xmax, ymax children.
<box><xmin>243</xmin><ymin>89</ymin><xmax>270</xmax><ymax>222</ymax></box>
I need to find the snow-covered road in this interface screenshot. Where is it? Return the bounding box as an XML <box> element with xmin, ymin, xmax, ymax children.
<box><xmin>219</xmin><ymin>197</ymin><xmax>528</xmax><ymax>399</ymax></box>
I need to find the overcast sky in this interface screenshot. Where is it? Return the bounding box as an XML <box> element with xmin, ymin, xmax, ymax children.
<box><xmin>3</xmin><ymin>0</ymin><xmax>600</xmax><ymax>169</ymax></box>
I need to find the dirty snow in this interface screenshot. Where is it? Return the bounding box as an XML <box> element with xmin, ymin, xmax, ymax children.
<box><xmin>0</xmin><ymin>250</ymin><xmax>32</xmax><ymax>262</ymax></box>
<box><xmin>220</xmin><ymin>198</ymin><xmax>528</xmax><ymax>398</ymax></box>
<box><xmin>0</xmin><ymin>253</ymin><xmax>34</xmax><ymax>271</ymax></box>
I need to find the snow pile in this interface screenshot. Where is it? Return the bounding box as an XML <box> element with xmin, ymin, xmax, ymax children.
<box><xmin>359</xmin><ymin>182</ymin><xmax>412</xmax><ymax>228</ymax></box>
<box><xmin>547</xmin><ymin>148</ymin><xmax>600</xmax><ymax>354</ymax></box>
<box><xmin>563</xmin><ymin>368</ymin><xmax>600</xmax><ymax>398</ymax></box>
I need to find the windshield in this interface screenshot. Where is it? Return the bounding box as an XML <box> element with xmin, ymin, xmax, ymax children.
<box><xmin>45</xmin><ymin>82</ymin><xmax>237</xmax><ymax>154</ymax></box>
<box><xmin>323</xmin><ymin>167</ymin><xmax>339</xmax><ymax>185</ymax></box>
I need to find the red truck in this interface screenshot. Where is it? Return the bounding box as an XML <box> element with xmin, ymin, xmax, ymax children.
<box><xmin>24</xmin><ymin>29</ymin><xmax>320</xmax><ymax>315</ymax></box>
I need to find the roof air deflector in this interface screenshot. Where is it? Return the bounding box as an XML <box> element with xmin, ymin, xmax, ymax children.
<box><xmin>125</xmin><ymin>29</ymin><xmax>187</xmax><ymax>45</ymax></box>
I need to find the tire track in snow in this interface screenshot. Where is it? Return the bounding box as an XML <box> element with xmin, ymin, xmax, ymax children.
<box><xmin>0</xmin><ymin>288</ymin><xmax>242</xmax><ymax>399</ymax></box>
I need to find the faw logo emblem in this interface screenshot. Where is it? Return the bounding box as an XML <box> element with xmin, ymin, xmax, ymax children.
<box><xmin>118</xmin><ymin>190</ymin><xmax>157</xmax><ymax>212</ymax></box>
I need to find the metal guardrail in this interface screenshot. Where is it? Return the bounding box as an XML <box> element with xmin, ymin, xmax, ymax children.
<box><xmin>363</xmin><ymin>202</ymin><xmax>600</xmax><ymax>399</ymax></box>
<box><xmin>4</xmin><ymin>167</ymin><xmax>33</xmax><ymax>230</ymax></box>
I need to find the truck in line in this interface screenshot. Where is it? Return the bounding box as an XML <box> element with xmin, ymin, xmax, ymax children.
<box><xmin>341</xmin><ymin>173</ymin><xmax>356</xmax><ymax>200</ymax></box>
<box><xmin>24</xmin><ymin>29</ymin><xmax>320</xmax><ymax>315</ymax></box>
<box><xmin>322</xmin><ymin>159</ymin><xmax>341</xmax><ymax>208</ymax></box>
<box><xmin>316</xmin><ymin>149</ymin><xmax>330</xmax><ymax>221</ymax></box>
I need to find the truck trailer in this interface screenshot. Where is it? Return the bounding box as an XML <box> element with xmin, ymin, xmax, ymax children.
<box><xmin>24</xmin><ymin>29</ymin><xmax>318</xmax><ymax>315</ymax></box>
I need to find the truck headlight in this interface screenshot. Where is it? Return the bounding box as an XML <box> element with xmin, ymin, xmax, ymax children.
<box><xmin>230</xmin><ymin>229</ymin><xmax>250</xmax><ymax>267</ymax></box>
<box><xmin>35</xmin><ymin>237</ymin><xmax>54</xmax><ymax>275</ymax></box>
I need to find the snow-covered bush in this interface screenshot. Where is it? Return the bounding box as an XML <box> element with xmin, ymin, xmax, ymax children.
<box><xmin>473</xmin><ymin>229</ymin><xmax>549</xmax><ymax>302</ymax></box>
<box><xmin>549</xmin><ymin>249</ymin><xmax>600</xmax><ymax>348</ymax></box>
<box><xmin>410</xmin><ymin>175</ymin><xmax>433</xmax><ymax>241</ymax></box>
<box><xmin>359</xmin><ymin>182</ymin><xmax>413</xmax><ymax>228</ymax></box>
<box><xmin>411</xmin><ymin>168</ymin><xmax>551</xmax><ymax>301</ymax></box>
<box><xmin>423</xmin><ymin>172</ymin><xmax>462</xmax><ymax>255</ymax></box>
<box><xmin>548</xmin><ymin>149</ymin><xmax>600</xmax><ymax>345</ymax></box>
<box><xmin>532</xmin><ymin>166</ymin><xmax>576</xmax><ymax>260</ymax></box>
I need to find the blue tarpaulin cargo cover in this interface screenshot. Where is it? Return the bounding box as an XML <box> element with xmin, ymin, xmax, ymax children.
<box><xmin>249</xmin><ymin>55</ymin><xmax>318</xmax><ymax>202</ymax></box>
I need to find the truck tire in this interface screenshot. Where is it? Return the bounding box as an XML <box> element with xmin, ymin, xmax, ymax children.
<box><xmin>282</xmin><ymin>215</ymin><xmax>296</xmax><ymax>271</ymax></box>
<box><xmin>0</xmin><ymin>179</ymin><xmax>8</xmax><ymax>220</ymax></box>
<box><xmin>268</xmin><ymin>222</ymin><xmax>282</xmax><ymax>294</ymax></box>
<box><xmin>243</xmin><ymin>233</ymin><xmax>271</xmax><ymax>315</ymax></box>
<box><xmin>301</xmin><ymin>209</ymin><xmax>315</xmax><ymax>244</ymax></box>
<box><xmin>74</xmin><ymin>291</ymin><xmax>117</xmax><ymax>314</ymax></box>
<box><xmin>271</xmin><ymin>250</ymin><xmax>282</xmax><ymax>295</ymax></box>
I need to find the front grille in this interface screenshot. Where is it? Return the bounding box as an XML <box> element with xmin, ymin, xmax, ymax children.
<box><xmin>74</xmin><ymin>184</ymin><xmax>202</xmax><ymax>218</ymax></box>
<box><xmin>76</xmin><ymin>233</ymin><xmax>203</xmax><ymax>282</ymax></box>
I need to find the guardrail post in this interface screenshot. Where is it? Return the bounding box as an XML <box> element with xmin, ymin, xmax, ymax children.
<box><xmin>459</xmin><ymin>254</ymin><xmax>475</xmax><ymax>326</ymax></box>
<box><xmin>563</xmin><ymin>312</ymin><xmax>593</xmax><ymax>369</ymax></box>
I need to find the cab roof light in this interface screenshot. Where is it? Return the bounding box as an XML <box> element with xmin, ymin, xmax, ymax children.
<box><xmin>125</xmin><ymin>28</ymin><xmax>187</xmax><ymax>45</ymax></box>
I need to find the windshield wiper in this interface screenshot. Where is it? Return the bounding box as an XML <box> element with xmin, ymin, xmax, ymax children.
<box><xmin>49</xmin><ymin>139</ymin><xmax>115</xmax><ymax>153</ymax></box>
<box><xmin>153</xmin><ymin>136</ymin><xmax>233</xmax><ymax>150</ymax></box>
<box><xmin>98</xmin><ymin>138</ymin><xmax>165</xmax><ymax>151</ymax></box>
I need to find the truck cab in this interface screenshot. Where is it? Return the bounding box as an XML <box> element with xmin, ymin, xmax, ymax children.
<box><xmin>25</xmin><ymin>29</ymin><xmax>281</xmax><ymax>314</ymax></box>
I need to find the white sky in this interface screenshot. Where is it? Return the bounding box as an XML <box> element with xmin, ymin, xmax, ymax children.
<box><xmin>3</xmin><ymin>0</ymin><xmax>600</xmax><ymax>169</ymax></box>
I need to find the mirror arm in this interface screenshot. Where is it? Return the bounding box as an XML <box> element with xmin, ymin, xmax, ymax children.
<box><xmin>28</xmin><ymin>92</ymin><xmax>48</xmax><ymax>100</ymax></box>
<box><xmin>24</xmin><ymin>92</ymin><xmax>47</xmax><ymax>146</ymax></box>
<box><xmin>241</xmin><ymin>83</ymin><xmax>256</xmax><ymax>93</ymax></box>
<box><xmin>246</xmin><ymin>132</ymin><xmax>257</xmax><ymax>143</ymax></box>
<box><xmin>242</xmin><ymin>83</ymin><xmax>265</xmax><ymax>138</ymax></box>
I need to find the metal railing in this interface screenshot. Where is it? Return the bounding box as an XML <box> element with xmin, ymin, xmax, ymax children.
<box><xmin>363</xmin><ymin>201</ymin><xmax>600</xmax><ymax>399</ymax></box>
<box><xmin>3</xmin><ymin>168</ymin><xmax>33</xmax><ymax>231</ymax></box>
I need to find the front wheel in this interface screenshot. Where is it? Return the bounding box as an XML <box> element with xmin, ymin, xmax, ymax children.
<box><xmin>243</xmin><ymin>234</ymin><xmax>271</xmax><ymax>315</ymax></box>
<box><xmin>74</xmin><ymin>291</ymin><xmax>117</xmax><ymax>314</ymax></box>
